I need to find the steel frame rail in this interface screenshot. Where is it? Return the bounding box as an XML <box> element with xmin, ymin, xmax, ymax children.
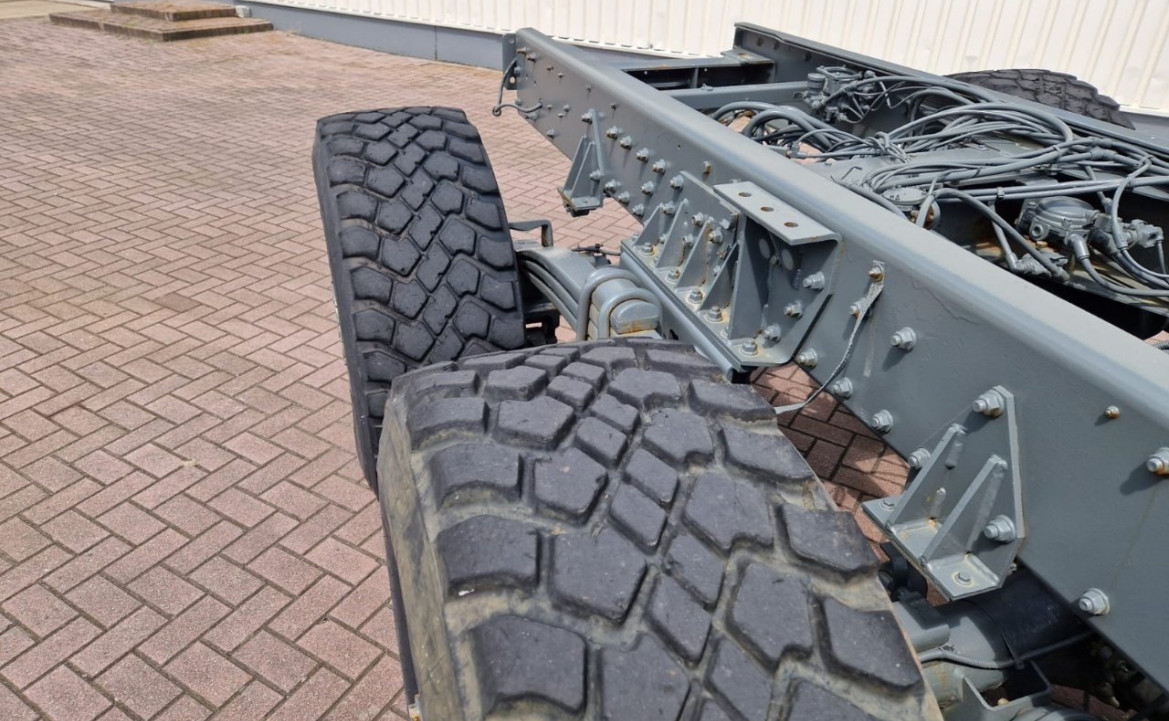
<box><xmin>507</xmin><ymin>25</ymin><xmax>1169</xmax><ymax>689</ymax></box>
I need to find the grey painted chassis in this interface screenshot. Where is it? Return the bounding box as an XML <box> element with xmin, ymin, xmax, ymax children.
<box><xmin>504</xmin><ymin>24</ymin><xmax>1169</xmax><ymax>704</ymax></box>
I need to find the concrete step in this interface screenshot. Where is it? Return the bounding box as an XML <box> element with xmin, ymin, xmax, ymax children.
<box><xmin>49</xmin><ymin>8</ymin><xmax>272</xmax><ymax>41</ymax></box>
<box><xmin>112</xmin><ymin>1</ymin><xmax>238</xmax><ymax>22</ymax></box>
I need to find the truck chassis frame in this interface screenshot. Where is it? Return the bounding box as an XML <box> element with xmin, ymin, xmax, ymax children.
<box><xmin>501</xmin><ymin>23</ymin><xmax>1169</xmax><ymax>714</ymax></box>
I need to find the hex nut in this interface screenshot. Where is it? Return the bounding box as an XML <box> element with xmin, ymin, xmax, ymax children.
<box><xmin>1077</xmin><ymin>588</ymin><xmax>1110</xmax><ymax>616</ymax></box>
<box><xmin>802</xmin><ymin>272</ymin><xmax>825</xmax><ymax>290</ymax></box>
<box><xmin>973</xmin><ymin>389</ymin><xmax>1006</xmax><ymax>418</ymax></box>
<box><xmin>983</xmin><ymin>515</ymin><xmax>1017</xmax><ymax>543</ymax></box>
<box><xmin>828</xmin><ymin>378</ymin><xmax>853</xmax><ymax>398</ymax></box>
<box><xmin>795</xmin><ymin>349</ymin><xmax>818</xmax><ymax>368</ymax></box>
<box><xmin>871</xmin><ymin>410</ymin><xmax>894</xmax><ymax>433</ymax></box>
<box><xmin>1146</xmin><ymin>447</ymin><xmax>1169</xmax><ymax>475</ymax></box>
<box><xmin>891</xmin><ymin>327</ymin><xmax>917</xmax><ymax>350</ymax></box>
<box><xmin>907</xmin><ymin>448</ymin><xmax>931</xmax><ymax>469</ymax></box>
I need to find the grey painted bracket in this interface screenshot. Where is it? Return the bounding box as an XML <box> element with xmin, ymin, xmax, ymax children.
<box><xmin>558</xmin><ymin>116</ymin><xmax>605</xmax><ymax>216</ymax></box>
<box><xmin>624</xmin><ymin>179</ymin><xmax>841</xmax><ymax>367</ymax></box>
<box><xmin>865</xmin><ymin>386</ymin><xmax>1024</xmax><ymax>600</ymax></box>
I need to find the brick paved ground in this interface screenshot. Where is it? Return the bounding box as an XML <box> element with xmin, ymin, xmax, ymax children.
<box><xmin>0</xmin><ymin>19</ymin><xmax>906</xmax><ymax>721</ymax></box>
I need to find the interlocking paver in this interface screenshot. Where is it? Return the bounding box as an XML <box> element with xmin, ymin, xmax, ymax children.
<box><xmin>234</xmin><ymin>630</ymin><xmax>316</xmax><ymax>692</ymax></box>
<box><xmin>2</xmin><ymin>584</ymin><xmax>76</xmax><ymax>638</ymax></box>
<box><xmin>23</xmin><ymin>665</ymin><xmax>110</xmax><ymax>721</ymax></box>
<box><xmin>165</xmin><ymin>641</ymin><xmax>250</xmax><ymax>707</ymax></box>
<box><xmin>0</xmin><ymin>16</ymin><xmax>908</xmax><ymax>718</ymax></box>
<box><xmin>0</xmin><ymin>517</ymin><xmax>50</xmax><ymax>562</ymax></box>
<box><xmin>98</xmin><ymin>654</ymin><xmax>183</xmax><ymax>719</ymax></box>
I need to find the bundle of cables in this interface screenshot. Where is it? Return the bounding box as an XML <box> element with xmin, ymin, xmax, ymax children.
<box><xmin>711</xmin><ymin>73</ymin><xmax>1169</xmax><ymax>298</ymax></box>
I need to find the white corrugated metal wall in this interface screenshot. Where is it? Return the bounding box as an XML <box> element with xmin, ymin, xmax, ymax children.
<box><xmin>273</xmin><ymin>0</ymin><xmax>1169</xmax><ymax>115</ymax></box>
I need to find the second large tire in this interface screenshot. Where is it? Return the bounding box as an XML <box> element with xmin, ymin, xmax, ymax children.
<box><xmin>313</xmin><ymin>107</ymin><xmax>526</xmax><ymax>487</ymax></box>
<box><xmin>379</xmin><ymin>339</ymin><xmax>941</xmax><ymax>721</ymax></box>
<box><xmin>949</xmin><ymin>68</ymin><xmax>1134</xmax><ymax>129</ymax></box>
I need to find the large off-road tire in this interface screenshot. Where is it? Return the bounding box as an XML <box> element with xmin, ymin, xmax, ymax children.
<box><xmin>379</xmin><ymin>339</ymin><xmax>941</xmax><ymax>721</ymax></box>
<box><xmin>949</xmin><ymin>69</ymin><xmax>1134</xmax><ymax>129</ymax></box>
<box><xmin>313</xmin><ymin>107</ymin><xmax>526</xmax><ymax>487</ymax></box>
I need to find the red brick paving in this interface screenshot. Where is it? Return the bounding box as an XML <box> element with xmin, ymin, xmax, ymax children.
<box><xmin>0</xmin><ymin>17</ymin><xmax>906</xmax><ymax>721</ymax></box>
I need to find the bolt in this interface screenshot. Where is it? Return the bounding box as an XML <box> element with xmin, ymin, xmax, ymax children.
<box><xmin>1146</xmin><ymin>447</ymin><xmax>1169</xmax><ymax>475</ymax></box>
<box><xmin>973</xmin><ymin>389</ymin><xmax>1006</xmax><ymax>418</ymax></box>
<box><xmin>651</xmin><ymin>160</ymin><xmax>666</xmax><ymax>174</ymax></box>
<box><xmin>983</xmin><ymin>515</ymin><xmax>1017</xmax><ymax>542</ymax></box>
<box><xmin>545</xmin><ymin>129</ymin><xmax>557</xmax><ymax>138</ymax></box>
<box><xmin>631</xmin><ymin>204</ymin><xmax>646</xmax><ymax>217</ymax></box>
<box><xmin>1077</xmin><ymin>588</ymin><xmax>1110</xmax><ymax>616</ymax></box>
<box><xmin>802</xmin><ymin>272</ymin><xmax>826</xmax><ymax>290</ymax></box>
<box><xmin>891</xmin><ymin>327</ymin><xmax>917</xmax><ymax>350</ymax></box>
<box><xmin>667</xmin><ymin>269</ymin><xmax>681</xmax><ymax>281</ymax></box>
<box><xmin>880</xmin><ymin>497</ymin><xmax>896</xmax><ymax>510</ymax></box>
<box><xmin>661</xmin><ymin>203</ymin><xmax>676</xmax><ymax>216</ymax></box>
<box><xmin>784</xmin><ymin>302</ymin><xmax>803</xmax><ymax>318</ymax></box>
<box><xmin>692</xmin><ymin>213</ymin><xmax>706</xmax><ymax>227</ymax></box>
<box><xmin>848</xmin><ymin>302</ymin><xmax>863</xmax><ymax>317</ymax></box>
<box><xmin>703</xmin><ymin>161</ymin><xmax>713</xmax><ymax>175</ymax></box>
<box><xmin>795</xmin><ymin>349</ymin><xmax>818</xmax><ymax>368</ymax></box>
<box><xmin>871</xmin><ymin>410</ymin><xmax>894</xmax><ymax>433</ymax></box>
<box><xmin>687</xmin><ymin>289</ymin><xmax>704</xmax><ymax>303</ymax></box>
<box><xmin>641</xmin><ymin>182</ymin><xmax>655</xmax><ymax>195</ymax></box>
<box><xmin>740</xmin><ymin>340</ymin><xmax>758</xmax><ymax>356</ymax></box>
<box><xmin>635</xmin><ymin>148</ymin><xmax>650</xmax><ymax>161</ymax></box>
<box><xmin>1104</xmin><ymin>405</ymin><xmax>1121</xmax><ymax>419</ymax></box>
<box><xmin>703</xmin><ymin>307</ymin><xmax>724</xmax><ymax>322</ymax></box>
<box><xmin>602</xmin><ymin>180</ymin><xmax>619</xmax><ymax>194</ymax></box>
<box><xmin>669</xmin><ymin>174</ymin><xmax>685</xmax><ymax>190</ymax></box>
<box><xmin>955</xmin><ymin>571</ymin><xmax>973</xmax><ymax>586</ymax></box>
<box><xmin>868</xmin><ymin>265</ymin><xmax>885</xmax><ymax>281</ymax></box>
<box><xmin>828</xmin><ymin>378</ymin><xmax>853</xmax><ymax>398</ymax></box>
<box><xmin>605</xmin><ymin>127</ymin><xmax>620</xmax><ymax>139</ymax></box>
<box><xmin>907</xmin><ymin>448</ymin><xmax>931</xmax><ymax>469</ymax></box>
<box><xmin>619</xmin><ymin>135</ymin><xmax>633</xmax><ymax>149</ymax></box>
<box><xmin>580</xmin><ymin>112</ymin><xmax>592</xmax><ymax>123</ymax></box>
<box><xmin>708</xmin><ymin>228</ymin><xmax>724</xmax><ymax>244</ymax></box>
<box><xmin>763</xmin><ymin>324</ymin><xmax>782</xmax><ymax>342</ymax></box>
<box><xmin>589</xmin><ymin>169</ymin><xmax>604</xmax><ymax>181</ymax></box>
<box><xmin>616</xmin><ymin>192</ymin><xmax>631</xmax><ymax>204</ymax></box>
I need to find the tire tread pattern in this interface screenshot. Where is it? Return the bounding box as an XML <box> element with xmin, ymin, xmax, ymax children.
<box><xmin>949</xmin><ymin>68</ymin><xmax>1134</xmax><ymax>128</ymax></box>
<box><xmin>379</xmin><ymin>340</ymin><xmax>941</xmax><ymax>721</ymax></box>
<box><xmin>313</xmin><ymin>107</ymin><xmax>525</xmax><ymax>485</ymax></box>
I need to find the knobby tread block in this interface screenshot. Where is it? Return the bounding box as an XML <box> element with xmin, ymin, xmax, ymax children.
<box><xmin>313</xmin><ymin>107</ymin><xmax>525</xmax><ymax>488</ymax></box>
<box><xmin>949</xmin><ymin>69</ymin><xmax>1134</xmax><ymax>129</ymax></box>
<box><xmin>378</xmin><ymin>340</ymin><xmax>941</xmax><ymax>721</ymax></box>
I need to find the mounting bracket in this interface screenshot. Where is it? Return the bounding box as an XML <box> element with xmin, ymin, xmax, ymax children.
<box><xmin>864</xmin><ymin>386</ymin><xmax>1024</xmax><ymax>600</ymax></box>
